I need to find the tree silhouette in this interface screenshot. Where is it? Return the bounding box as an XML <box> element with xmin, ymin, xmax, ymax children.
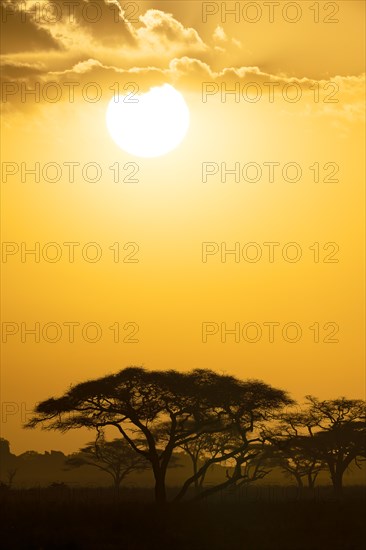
<box><xmin>0</xmin><ymin>438</ymin><xmax>18</xmax><ymax>488</ymax></box>
<box><xmin>303</xmin><ymin>397</ymin><xmax>366</xmax><ymax>497</ymax></box>
<box><xmin>268</xmin><ymin>439</ymin><xmax>323</xmax><ymax>489</ymax></box>
<box><xmin>0</xmin><ymin>438</ymin><xmax>11</xmax><ymax>458</ymax></box>
<box><xmin>263</xmin><ymin>414</ymin><xmax>325</xmax><ymax>489</ymax></box>
<box><xmin>224</xmin><ymin>442</ymin><xmax>272</xmax><ymax>487</ymax></box>
<box><xmin>26</xmin><ymin>367</ymin><xmax>291</xmax><ymax>504</ymax></box>
<box><xmin>178</xmin><ymin>430</ymin><xmax>229</xmax><ymax>494</ymax></box>
<box><xmin>179</xmin><ymin>437</ymin><xmax>273</xmax><ymax>503</ymax></box>
<box><xmin>65</xmin><ymin>432</ymin><xmax>149</xmax><ymax>494</ymax></box>
<box><xmin>271</xmin><ymin>398</ymin><xmax>366</xmax><ymax>497</ymax></box>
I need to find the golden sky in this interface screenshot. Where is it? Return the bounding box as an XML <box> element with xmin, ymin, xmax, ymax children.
<box><xmin>0</xmin><ymin>0</ymin><xmax>365</xmax><ymax>454</ymax></box>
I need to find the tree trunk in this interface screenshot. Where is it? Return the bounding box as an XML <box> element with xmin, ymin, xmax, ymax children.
<box><xmin>153</xmin><ymin>465</ymin><xmax>167</xmax><ymax>505</ymax></box>
<box><xmin>293</xmin><ymin>473</ymin><xmax>303</xmax><ymax>489</ymax></box>
<box><xmin>192</xmin><ymin>458</ymin><xmax>201</xmax><ymax>494</ymax></box>
<box><xmin>307</xmin><ymin>473</ymin><xmax>315</xmax><ymax>489</ymax></box>
<box><xmin>331</xmin><ymin>471</ymin><xmax>344</xmax><ymax>499</ymax></box>
<box><xmin>199</xmin><ymin>466</ymin><xmax>208</xmax><ymax>490</ymax></box>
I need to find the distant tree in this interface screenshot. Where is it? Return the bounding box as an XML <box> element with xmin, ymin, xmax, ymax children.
<box><xmin>263</xmin><ymin>415</ymin><xmax>325</xmax><ymax>489</ymax></box>
<box><xmin>303</xmin><ymin>397</ymin><xmax>366</xmax><ymax>497</ymax></box>
<box><xmin>66</xmin><ymin>433</ymin><xmax>149</xmax><ymax>494</ymax></box>
<box><xmin>270</xmin><ymin>398</ymin><xmax>366</xmax><ymax>497</ymax></box>
<box><xmin>26</xmin><ymin>367</ymin><xmax>292</xmax><ymax>504</ymax></box>
<box><xmin>0</xmin><ymin>438</ymin><xmax>11</xmax><ymax>458</ymax></box>
<box><xmin>177</xmin><ymin>429</ymin><xmax>233</xmax><ymax>494</ymax></box>
<box><xmin>178</xmin><ymin>436</ymin><xmax>207</xmax><ymax>493</ymax></box>
<box><xmin>267</xmin><ymin>438</ymin><xmax>323</xmax><ymax>489</ymax></box>
<box><xmin>18</xmin><ymin>450</ymin><xmax>40</xmax><ymax>460</ymax></box>
<box><xmin>0</xmin><ymin>438</ymin><xmax>18</xmax><ymax>487</ymax></box>
<box><xmin>224</xmin><ymin>442</ymin><xmax>272</xmax><ymax>488</ymax></box>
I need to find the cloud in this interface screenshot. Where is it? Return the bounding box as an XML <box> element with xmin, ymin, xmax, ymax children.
<box><xmin>1</xmin><ymin>1</ymin><xmax>364</xmax><ymax>124</ymax></box>
<box><xmin>2</xmin><ymin>50</ymin><xmax>364</xmax><ymax>112</ymax></box>
<box><xmin>212</xmin><ymin>25</ymin><xmax>242</xmax><ymax>54</ymax></box>
<box><xmin>135</xmin><ymin>10</ymin><xmax>207</xmax><ymax>56</ymax></box>
<box><xmin>47</xmin><ymin>58</ymin><xmax>168</xmax><ymax>91</ymax></box>
<box><xmin>0</xmin><ymin>60</ymin><xmax>45</xmax><ymax>78</ymax></box>
<box><xmin>0</xmin><ymin>0</ymin><xmax>61</xmax><ymax>53</ymax></box>
<box><xmin>1</xmin><ymin>3</ymin><xmax>210</xmax><ymax>70</ymax></box>
<box><xmin>54</xmin><ymin>0</ymin><xmax>137</xmax><ymax>47</ymax></box>
<box><xmin>168</xmin><ymin>57</ymin><xmax>213</xmax><ymax>82</ymax></box>
<box><xmin>290</xmin><ymin>74</ymin><xmax>366</xmax><ymax>125</ymax></box>
<box><xmin>165</xmin><ymin>58</ymin><xmax>325</xmax><ymax>90</ymax></box>
<box><xmin>12</xmin><ymin>0</ymin><xmax>137</xmax><ymax>51</ymax></box>
<box><xmin>213</xmin><ymin>26</ymin><xmax>227</xmax><ymax>42</ymax></box>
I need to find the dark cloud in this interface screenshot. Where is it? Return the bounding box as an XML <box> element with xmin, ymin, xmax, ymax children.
<box><xmin>0</xmin><ymin>0</ymin><xmax>61</xmax><ymax>53</ymax></box>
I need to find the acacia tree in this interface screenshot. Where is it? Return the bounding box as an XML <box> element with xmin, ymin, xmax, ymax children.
<box><xmin>270</xmin><ymin>398</ymin><xmax>366</xmax><ymax>497</ymax></box>
<box><xmin>302</xmin><ymin>397</ymin><xmax>366</xmax><ymax>498</ymax></box>
<box><xmin>177</xmin><ymin>428</ymin><xmax>242</xmax><ymax>495</ymax></box>
<box><xmin>263</xmin><ymin>414</ymin><xmax>325</xmax><ymax>489</ymax></box>
<box><xmin>178</xmin><ymin>432</ymin><xmax>217</xmax><ymax>494</ymax></box>
<box><xmin>26</xmin><ymin>367</ymin><xmax>291</xmax><ymax>504</ymax></box>
<box><xmin>225</xmin><ymin>442</ymin><xmax>272</xmax><ymax>486</ymax></box>
<box><xmin>267</xmin><ymin>439</ymin><xmax>323</xmax><ymax>489</ymax></box>
<box><xmin>65</xmin><ymin>433</ymin><xmax>149</xmax><ymax>494</ymax></box>
<box><xmin>176</xmin><ymin>431</ymin><xmax>274</xmax><ymax>502</ymax></box>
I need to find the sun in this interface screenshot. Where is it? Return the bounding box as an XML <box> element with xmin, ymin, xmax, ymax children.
<box><xmin>106</xmin><ymin>84</ymin><xmax>190</xmax><ymax>158</ymax></box>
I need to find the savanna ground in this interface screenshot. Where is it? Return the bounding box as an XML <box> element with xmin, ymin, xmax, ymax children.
<box><xmin>1</xmin><ymin>487</ymin><xmax>365</xmax><ymax>550</ymax></box>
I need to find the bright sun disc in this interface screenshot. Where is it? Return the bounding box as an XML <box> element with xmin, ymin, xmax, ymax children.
<box><xmin>106</xmin><ymin>84</ymin><xmax>190</xmax><ymax>158</ymax></box>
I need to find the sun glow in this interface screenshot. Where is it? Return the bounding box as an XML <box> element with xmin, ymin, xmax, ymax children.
<box><xmin>106</xmin><ymin>84</ymin><xmax>190</xmax><ymax>158</ymax></box>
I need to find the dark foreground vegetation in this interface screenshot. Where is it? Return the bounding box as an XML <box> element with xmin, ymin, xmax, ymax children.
<box><xmin>2</xmin><ymin>367</ymin><xmax>364</xmax><ymax>548</ymax></box>
<box><xmin>26</xmin><ymin>367</ymin><xmax>366</xmax><ymax>504</ymax></box>
<box><xmin>1</xmin><ymin>487</ymin><xmax>365</xmax><ymax>550</ymax></box>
